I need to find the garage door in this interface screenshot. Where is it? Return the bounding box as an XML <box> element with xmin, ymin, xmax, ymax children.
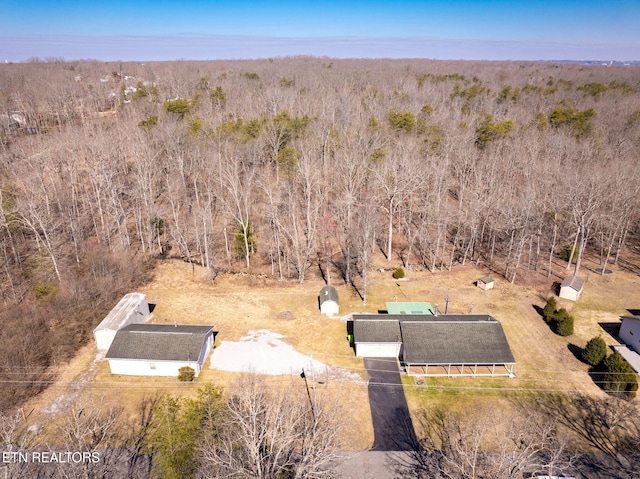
<box><xmin>356</xmin><ymin>342</ymin><xmax>401</xmax><ymax>358</ymax></box>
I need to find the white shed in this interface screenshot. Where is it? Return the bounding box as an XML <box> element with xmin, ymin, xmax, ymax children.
<box><xmin>477</xmin><ymin>276</ymin><xmax>495</xmax><ymax>291</ymax></box>
<box><xmin>319</xmin><ymin>285</ymin><xmax>339</xmax><ymax>316</ymax></box>
<box><xmin>559</xmin><ymin>276</ymin><xmax>584</xmax><ymax>301</ymax></box>
<box><xmin>620</xmin><ymin>316</ymin><xmax>640</xmax><ymax>355</ymax></box>
<box><xmin>105</xmin><ymin>324</ymin><xmax>215</xmax><ymax>377</ymax></box>
<box><xmin>93</xmin><ymin>293</ymin><xmax>150</xmax><ymax>351</ymax></box>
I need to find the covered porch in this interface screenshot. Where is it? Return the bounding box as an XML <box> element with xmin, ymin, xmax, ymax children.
<box><xmin>405</xmin><ymin>362</ymin><xmax>515</xmax><ymax>378</ymax></box>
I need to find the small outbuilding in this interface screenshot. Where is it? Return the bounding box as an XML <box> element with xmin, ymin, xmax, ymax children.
<box><xmin>559</xmin><ymin>276</ymin><xmax>584</xmax><ymax>301</ymax></box>
<box><xmin>94</xmin><ymin>293</ymin><xmax>150</xmax><ymax>351</ymax></box>
<box><xmin>105</xmin><ymin>324</ymin><xmax>216</xmax><ymax>377</ymax></box>
<box><xmin>477</xmin><ymin>276</ymin><xmax>495</xmax><ymax>290</ymax></box>
<box><xmin>386</xmin><ymin>302</ymin><xmax>434</xmax><ymax>315</ymax></box>
<box><xmin>319</xmin><ymin>285</ymin><xmax>339</xmax><ymax>316</ymax></box>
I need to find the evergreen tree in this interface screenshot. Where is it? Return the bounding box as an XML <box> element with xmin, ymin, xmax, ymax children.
<box><xmin>542</xmin><ymin>297</ymin><xmax>557</xmax><ymax>323</ymax></box>
<box><xmin>582</xmin><ymin>336</ymin><xmax>607</xmax><ymax>366</ymax></box>
<box><xmin>603</xmin><ymin>352</ymin><xmax>638</xmax><ymax>397</ymax></box>
<box><xmin>554</xmin><ymin>308</ymin><xmax>574</xmax><ymax>336</ymax></box>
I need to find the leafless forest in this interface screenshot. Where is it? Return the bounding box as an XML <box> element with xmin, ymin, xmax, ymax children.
<box><xmin>1</xmin><ymin>58</ymin><xmax>639</xmax><ymax>411</ymax></box>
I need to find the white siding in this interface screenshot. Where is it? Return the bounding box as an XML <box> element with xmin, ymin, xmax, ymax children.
<box><xmin>94</xmin><ymin>329</ymin><xmax>118</xmax><ymax>353</ymax></box>
<box><xmin>107</xmin><ymin>329</ymin><xmax>214</xmax><ymax>377</ymax></box>
<box><xmin>320</xmin><ymin>301</ymin><xmax>339</xmax><ymax>316</ymax></box>
<box><xmin>355</xmin><ymin>343</ymin><xmax>401</xmax><ymax>358</ymax></box>
<box><xmin>108</xmin><ymin>359</ymin><xmax>202</xmax><ymax>377</ymax></box>
<box><xmin>94</xmin><ymin>293</ymin><xmax>150</xmax><ymax>351</ymax></box>
<box><xmin>559</xmin><ymin>286</ymin><xmax>579</xmax><ymax>301</ymax></box>
<box><xmin>620</xmin><ymin>318</ymin><xmax>640</xmax><ymax>354</ymax></box>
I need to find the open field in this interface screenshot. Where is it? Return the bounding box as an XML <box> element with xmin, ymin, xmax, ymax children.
<box><xmin>24</xmin><ymin>251</ymin><xmax>640</xmax><ymax>450</ymax></box>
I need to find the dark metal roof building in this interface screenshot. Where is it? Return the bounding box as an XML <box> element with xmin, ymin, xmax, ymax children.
<box><xmin>400</xmin><ymin>316</ymin><xmax>515</xmax><ymax>365</ymax></box>
<box><xmin>352</xmin><ymin>314</ymin><xmax>516</xmax><ymax>377</ymax></box>
<box><xmin>106</xmin><ymin>324</ymin><xmax>215</xmax><ymax>362</ymax></box>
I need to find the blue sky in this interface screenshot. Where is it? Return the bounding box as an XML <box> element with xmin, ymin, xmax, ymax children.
<box><xmin>1</xmin><ymin>0</ymin><xmax>639</xmax><ymax>62</ymax></box>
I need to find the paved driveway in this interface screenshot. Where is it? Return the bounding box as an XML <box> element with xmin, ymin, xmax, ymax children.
<box><xmin>364</xmin><ymin>357</ymin><xmax>419</xmax><ymax>451</ymax></box>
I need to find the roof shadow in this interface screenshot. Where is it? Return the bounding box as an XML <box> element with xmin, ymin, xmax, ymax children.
<box><xmin>598</xmin><ymin>322</ymin><xmax>622</xmax><ymax>341</ymax></box>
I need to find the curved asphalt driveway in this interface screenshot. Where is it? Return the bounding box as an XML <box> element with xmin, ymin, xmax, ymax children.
<box><xmin>364</xmin><ymin>358</ymin><xmax>419</xmax><ymax>451</ymax></box>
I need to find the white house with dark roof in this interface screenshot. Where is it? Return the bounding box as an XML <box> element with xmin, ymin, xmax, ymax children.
<box><xmin>352</xmin><ymin>314</ymin><xmax>516</xmax><ymax>377</ymax></box>
<box><xmin>105</xmin><ymin>324</ymin><xmax>215</xmax><ymax>377</ymax></box>
<box><xmin>94</xmin><ymin>293</ymin><xmax>149</xmax><ymax>351</ymax></box>
<box><xmin>559</xmin><ymin>276</ymin><xmax>585</xmax><ymax>301</ymax></box>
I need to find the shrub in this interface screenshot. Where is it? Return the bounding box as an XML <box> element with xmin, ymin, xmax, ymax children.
<box><xmin>558</xmin><ymin>244</ymin><xmax>578</xmax><ymax>262</ymax></box>
<box><xmin>582</xmin><ymin>336</ymin><xmax>607</xmax><ymax>366</ymax></box>
<box><xmin>554</xmin><ymin>308</ymin><xmax>574</xmax><ymax>336</ymax></box>
<box><xmin>392</xmin><ymin>268</ymin><xmax>405</xmax><ymax>279</ymax></box>
<box><xmin>138</xmin><ymin>115</ymin><xmax>158</xmax><ymax>129</ymax></box>
<box><xmin>542</xmin><ymin>297</ymin><xmax>557</xmax><ymax>323</ymax></box>
<box><xmin>33</xmin><ymin>282</ymin><xmax>57</xmax><ymax>299</ymax></box>
<box><xmin>603</xmin><ymin>352</ymin><xmax>638</xmax><ymax>397</ymax></box>
<box><xmin>178</xmin><ymin>366</ymin><xmax>195</xmax><ymax>382</ymax></box>
<box><xmin>542</xmin><ymin>299</ymin><xmax>574</xmax><ymax>336</ymax></box>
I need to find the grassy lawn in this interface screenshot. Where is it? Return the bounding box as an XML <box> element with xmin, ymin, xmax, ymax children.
<box><xmin>24</xmin><ymin>252</ymin><xmax>640</xmax><ymax>451</ymax></box>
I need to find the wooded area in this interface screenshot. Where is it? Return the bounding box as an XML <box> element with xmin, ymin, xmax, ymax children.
<box><xmin>1</xmin><ymin>58</ymin><xmax>639</xmax><ymax>412</ymax></box>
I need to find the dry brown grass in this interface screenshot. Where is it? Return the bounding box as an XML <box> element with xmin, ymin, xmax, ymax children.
<box><xmin>24</xmin><ymin>252</ymin><xmax>640</xmax><ymax>451</ymax></box>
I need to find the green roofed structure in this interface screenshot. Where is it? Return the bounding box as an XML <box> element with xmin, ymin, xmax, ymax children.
<box><xmin>385</xmin><ymin>302</ymin><xmax>434</xmax><ymax>315</ymax></box>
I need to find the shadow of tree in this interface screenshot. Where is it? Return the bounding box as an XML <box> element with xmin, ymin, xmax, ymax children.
<box><xmin>535</xmin><ymin>392</ymin><xmax>640</xmax><ymax>478</ymax></box>
<box><xmin>567</xmin><ymin>343</ymin><xmax>583</xmax><ymax>362</ymax></box>
<box><xmin>532</xmin><ymin>303</ymin><xmax>544</xmax><ymax>317</ymax></box>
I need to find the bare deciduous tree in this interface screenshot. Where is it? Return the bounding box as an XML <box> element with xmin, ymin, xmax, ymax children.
<box><xmin>411</xmin><ymin>404</ymin><xmax>573</xmax><ymax>479</ymax></box>
<box><xmin>199</xmin><ymin>375</ymin><xmax>346</xmax><ymax>479</ymax></box>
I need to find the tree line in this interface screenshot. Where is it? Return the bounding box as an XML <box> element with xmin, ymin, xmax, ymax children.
<box><xmin>1</xmin><ymin>58</ymin><xmax>639</xmax><ymax>411</ymax></box>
